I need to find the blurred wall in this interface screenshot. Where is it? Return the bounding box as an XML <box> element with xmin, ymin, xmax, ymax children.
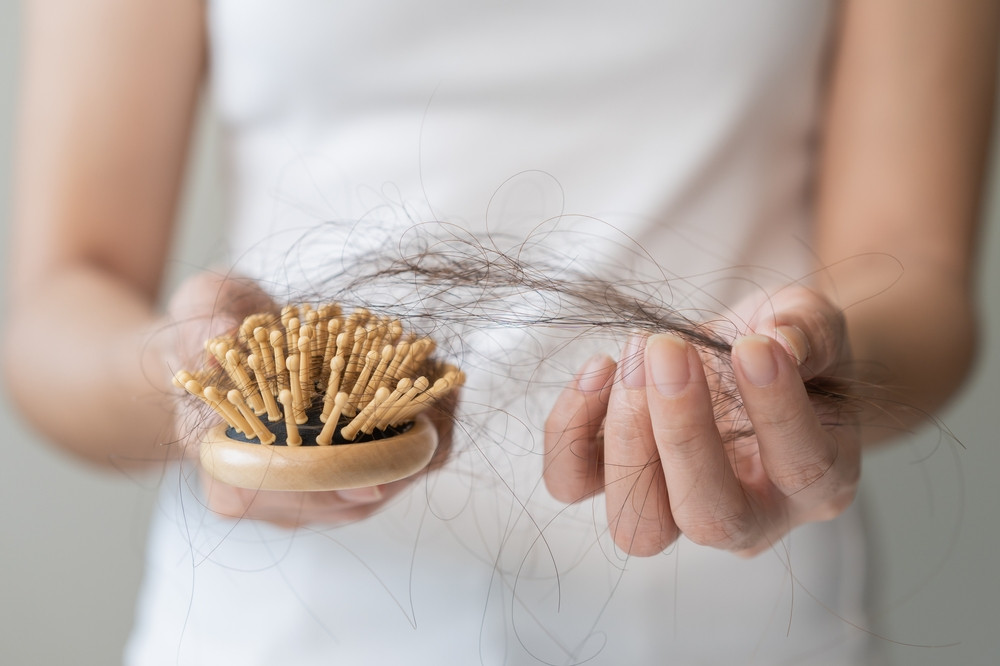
<box><xmin>1</xmin><ymin>2</ymin><xmax>998</xmax><ymax>664</ymax></box>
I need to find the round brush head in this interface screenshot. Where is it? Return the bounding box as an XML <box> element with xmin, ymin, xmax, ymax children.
<box><xmin>175</xmin><ymin>302</ymin><xmax>462</xmax><ymax>491</ymax></box>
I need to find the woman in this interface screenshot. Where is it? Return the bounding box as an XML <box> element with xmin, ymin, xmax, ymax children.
<box><xmin>5</xmin><ymin>1</ymin><xmax>995</xmax><ymax>663</ymax></box>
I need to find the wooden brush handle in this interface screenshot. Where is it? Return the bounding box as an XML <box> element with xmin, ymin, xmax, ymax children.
<box><xmin>199</xmin><ymin>413</ymin><xmax>438</xmax><ymax>491</ymax></box>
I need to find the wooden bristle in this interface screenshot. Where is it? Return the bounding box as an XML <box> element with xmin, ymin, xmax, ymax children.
<box><xmin>375</xmin><ymin>376</ymin><xmax>428</xmax><ymax>431</ymax></box>
<box><xmin>270</xmin><ymin>330</ymin><xmax>287</xmax><ymax>391</ymax></box>
<box><xmin>344</xmin><ymin>326</ymin><xmax>368</xmax><ymax>388</ymax></box>
<box><xmin>248</xmin><ymin>354</ymin><xmax>281</xmax><ymax>421</ymax></box>
<box><xmin>202</xmin><ymin>385</ymin><xmax>250</xmax><ymax>434</ymax></box>
<box><xmin>297</xmin><ymin>333</ymin><xmax>312</xmax><ymax>401</ymax></box>
<box><xmin>173</xmin><ymin>370</ymin><xmax>193</xmax><ymax>390</ymax></box>
<box><xmin>359</xmin><ymin>378</ymin><xmax>408</xmax><ymax>434</ymax></box>
<box><xmin>321</xmin><ymin>356</ymin><xmax>346</xmax><ymax>423</ymax></box>
<box><xmin>279</xmin><ymin>389</ymin><xmax>301</xmax><ymax>446</ymax></box>
<box><xmin>225</xmin><ymin>349</ymin><xmax>264</xmax><ymax>415</ymax></box>
<box><xmin>388</xmin><ymin>320</ymin><xmax>404</xmax><ymax>345</ymax></box>
<box><xmin>347</xmin><ymin>349</ymin><xmax>380</xmax><ymax>412</ymax></box>
<box><xmin>280</xmin><ymin>305</ymin><xmax>298</xmax><ymax>331</ymax></box>
<box><xmin>244</xmin><ymin>331</ymin><xmax>263</xmax><ymax>370</ymax></box>
<box><xmin>240</xmin><ymin>314</ymin><xmax>272</xmax><ymax>347</ymax></box>
<box><xmin>287</xmin><ymin>353</ymin><xmax>308</xmax><ymax>425</ymax></box>
<box><xmin>396</xmin><ymin>338</ymin><xmax>432</xmax><ymax>380</ymax></box>
<box><xmin>177</xmin><ymin>301</ymin><xmax>461</xmax><ymax>446</ymax></box>
<box><xmin>340</xmin><ymin>386</ymin><xmax>391</xmax><ymax>441</ymax></box>
<box><xmin>392</xmin><ymin>377</ymin><xmax>446</xmax><ymax>425</ymax></box>
<box><xmin>227</xmin><ymin>389</ymin><xmax>275</xmax><ymax>444</ymax></box>
<box><xmin>368</xmin><ymin>345</ymin><xmax>394</xmax><ymax>393</ymax></box>
<box><xmin>254</xmin><ymin>327</ymin><xmax>275</xmax><ymax>377</ymax></box>
<box><xmin>286</xmin><ymin>316</ymin><xmax>300</xmax><ymax>359</ymax></box>
<box><xmin>384</xmin><ymin>340</ymin><xmax>410</xmax><ymax>385</ymax></box>
<box><xmin>316</xmin><ymin>392</ymin><xmax>349</xmax><ymax>446</ymax></box>
<box><xmin>322</xmin><ymin>318</ymin><xmax>342</xmax><ymax>370</ymax></box>
<box><xmin>179</xmin><ymin>376</ymin><xmax>232</xmax><ymax>428</ymax></box>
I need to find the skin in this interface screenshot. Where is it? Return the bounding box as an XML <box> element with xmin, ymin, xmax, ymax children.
<box><xmin>544</xmin><ymin>1</ymin><xmax>998</xmax><ymax>556</ymax></box>
<box><xmin>4</xmin><ymin>0</ymin><xmax>997</xmax><ymax>540</ymax></box>
<box><xmin>545</xmin><ymin>290</ymin><xmax>859</xmax><ymax>556</ymax></box>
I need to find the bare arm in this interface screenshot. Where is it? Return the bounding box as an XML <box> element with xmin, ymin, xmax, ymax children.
<box><xmin>2</xmin><ymin>2</ymin><xmax>441</xmax><ymax>525</ymax></box>
<box><xmin>3</xmin><ymin>0</ymin><xmax>206</xmax><ymax>467</ymax></box>
<box><xmin>816</xmin><ymin>0</ymin><xmax>998</xmax><ymax>434</ymax></box>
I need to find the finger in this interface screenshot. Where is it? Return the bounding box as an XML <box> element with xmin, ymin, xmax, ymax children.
<box><xmin>544</xmin><ymin>354</ymin><xmax>615</xmax><ymax>503</ymax></box>
<box><xmin>337</xmin><ymin>486</ymin><xmax>386</xmax><ymax>503</ymax></box>
<box><xmin>203</xmin><ymin>472</ymin><xmax>410</xmax><ymax>527</ymax></box>
<box><xmin>746</xmin><ymin>287</ymin><xmax>847</xmax><ymax>380</ymax></box>
<box><xmin>167</xmin><ymin>272</ymin><xmax>277</xmax><ymax>366</ymax></box>
<box><xmin>644</xmin><ymin>334</ymin><xmax>756</xmax><ymax>550</ymax></box>
<box><xmin>732</xmin><ymin>335</ymin><xmax>859</xmax><ymax>515</ymax></box>
<box><xmin>169</xmin><ymin>271</ymin><xmax>275</xmax><ymax>321</ymax></box>
<box><xmin>603</xmin><ymin>335</ymin><xmax>676</xmax><ymax>556</ymax></box>
<box><xmin>166</xmin><ymin>274</ymin><xmax>278</xmax><ymax>451</ymax></box>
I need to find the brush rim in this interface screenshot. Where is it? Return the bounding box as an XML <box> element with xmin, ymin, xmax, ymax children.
<box><xmin>199</xmin><ymin>413</ymin><xmax>438</xmax><ymax>491</ymax></box>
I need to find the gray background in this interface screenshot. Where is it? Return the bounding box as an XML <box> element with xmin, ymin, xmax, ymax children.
<box><xmin>1</xmin><ymin>2</ymin><xmax>998</xmax><ymax>664</ymax></box>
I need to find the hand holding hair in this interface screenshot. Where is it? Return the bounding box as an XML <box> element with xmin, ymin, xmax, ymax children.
<box><xmin>544</xmin><ymin>285</ymin><xmax>859</xmax><ymax>557</ymax></box>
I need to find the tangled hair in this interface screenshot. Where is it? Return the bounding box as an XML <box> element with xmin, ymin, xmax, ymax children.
<box><xmin>162</xmin><ymin>220</ymin><xmax>955</xmax><ymax>665</ymax></box>
<box><xmin>224</xmin><ymin>220</ymin><xmax>860</xmax><ymax>443</ymax></box>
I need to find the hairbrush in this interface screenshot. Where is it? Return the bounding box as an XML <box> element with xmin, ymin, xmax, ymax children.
<box><xmin>174</xmin><ymin>303</ymin><xmax>463</xmax><ymax>491</ymax></box>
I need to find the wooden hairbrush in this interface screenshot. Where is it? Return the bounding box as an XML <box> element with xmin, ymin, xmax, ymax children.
<box><xmin>174</xmin><ymin>303</ymin><xmax>463</xmax><ymax>491</ymax></box>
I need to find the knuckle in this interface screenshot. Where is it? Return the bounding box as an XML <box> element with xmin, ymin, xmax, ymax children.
<box><xmin>655</xmin><ymin>428</ymin><xmax>709</xmax><ymax>463</ymax></box>
<box><xmin>758</xmin><ymin>407</ymin><xmax>813</xmax><ymax>440</ymax></box>
<box><xmin>769</xmin><ymin>288</ymin><xmax>846</xmax><ymax>373</ymax></box>
<box><xmin>679</xmin><ymin>510</ymin><xmax>756</xmax><ymax>550</ymax></box>
<box><xmin>772</xmin><ymin>444</ymin><xmax>860</xmax><ymax>526</ymax></box>
<box><xmin>604</xmin><ymin>420</ymin><xmax>654</xmax><ymax>459</ymax></box>
<box><xmin>773</xmin><ymin>440</ymin><xmax>854</xmax><ymax>496</ymax></box>
<box><xmin>773</xmin><ymin>456</ymin><xmax>836</xmax><ymax>494</ymax></box>
<box><xmin>810</xmin><ymin>484</ymin><xmax>859</xmax><ymax>522</ymax></box>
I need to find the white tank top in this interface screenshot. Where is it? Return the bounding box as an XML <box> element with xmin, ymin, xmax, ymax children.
<box><xmin>127</xmin><ymin>2</ymin><xmax>871</xmax><ymax>664</ymax></box>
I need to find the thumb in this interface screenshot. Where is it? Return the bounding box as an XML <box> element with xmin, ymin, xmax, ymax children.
<box><xmin>745</xmin><ymin>286</ymin><xmax>848</xmax><ymax>381</ymax></box>
<box><xmin>166</xmin><ymin>271</ymin><xmax>277</xmax><ymax>370</ymax></box>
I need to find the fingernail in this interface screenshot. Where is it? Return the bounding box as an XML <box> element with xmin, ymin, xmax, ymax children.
<box><xmin>734</xmin><ymin>335</ymin><xmax>778</xmax><ymax>387</ymax></box>
<box><xmin>646</xmin><ymin>334</ymin><xmax>690</xmax><ymax>396</ymax></box>
<box><xmin>620</xmin><ymin>334</ymin><xmax>646</xmax><ymax>389</ymax></box>
<box><xmin>339</xmin><ymin>486</ymin><xmax>384</xmax><ymax>503</ymax></box>
<box><xmin>578</xmin><ymin>354</ymin><xmax>613</xmax><ymax>393</ymax></box>
<box><xmin>775</xmin><ymin>325</ymin><xmax>809</xmax><ymax>365</ymax></box>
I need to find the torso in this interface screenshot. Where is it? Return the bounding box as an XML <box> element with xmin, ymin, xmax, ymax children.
<box><xmin>127</xmin><ymin>3</ymin><xmax>873</xmax><ymax>664</ymax></box>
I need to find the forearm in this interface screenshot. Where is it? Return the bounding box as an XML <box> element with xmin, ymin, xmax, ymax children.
<box><xmin>3</xmin><ymin>264</ymin><xmax>174</xmax><ymax>468</ymax></box>
<box><xmin>827</xmin><ymin>262</ymin><xmax>978</xmax><ymax>445</ymax></box>
<box><xmin>814</xmin><ymin>0</ymin><xmax>996</xmax><ymax>444</ymax></box>
<box><xmin>3</xmin><ymin>0</ymin><xmax>207</xmax><ymax>467</ymax></box>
